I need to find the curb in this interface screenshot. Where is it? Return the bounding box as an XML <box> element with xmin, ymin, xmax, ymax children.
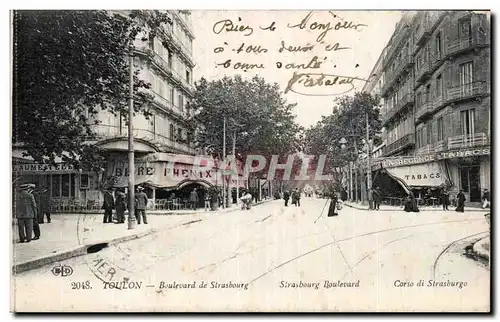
<box><xmin>12</xmin><ymin>199</ymin><xmax>274</xmax><ymax>274</ymax></box>
<box><xmin>472</xmin><ymin>236</ymin><xmax>490</xmax><ymax>262</ymax></box>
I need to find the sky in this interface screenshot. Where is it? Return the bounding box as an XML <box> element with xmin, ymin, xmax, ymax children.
<box><xmin>191</xmin><ymin>10</ymin><xmax>402</xmax><ymax>129</ymax></box>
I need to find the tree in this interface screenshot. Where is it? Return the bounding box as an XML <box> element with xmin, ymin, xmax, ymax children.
<box><xmin>12</xmin><ymin>10</ymin><xmax>175</xmax><ymax>172</ymax></box>
<box><xmin>304</xmin><ymin>92</ymin><xmax>382</xmax><ymax>190</ymax></box>
<box><xmin>189</xmin><ymin>75</ymin><xmax>303</xmax><ymax>180</ymax></box>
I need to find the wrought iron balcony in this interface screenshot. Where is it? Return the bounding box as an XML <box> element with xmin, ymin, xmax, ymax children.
<box><xmin>447</xmin><ymin>132</ymin><xmax>488</xmax><ymax>150</ymax></box>
<box><xmin>434</xmin><ymin>140</ymin><xmax>447</xmax><ymax>152</ymax></box>
<box><xmin>416</xmin><ymin>144</ymin><xmax>434</xmax><ymax>155</ymax></box>
<box><xmin>89</xmin><ymin>124</ymin><xmax>197</xmax><ymax>155</ymax></box>
<box><xmin>446</xmin><ymin>35</ymin><xmax>490</xmax><ymax>57</ymax></box>
<box><xmin>415</xmin><ymin>100</ymin><xmax>433</xmax><ymax>121</ymax></box>
<box><xmin>415</xmin><ymin>60</ymin><xmax>432</xmax><ymax>84</ymax></box>
<box><xmin>383</xmin><ymin>133</ymin><xmax>415</xmax><ymax>156</ymax></box>
<box><xmin>447</xmin><ymin>82</ymin><xmax>488</xmax><ymax>102</ymax></box>
<box><xmin>382</xmin><ymin>93</ymin><xmax>414</xmax><ymax>126</ymax></box>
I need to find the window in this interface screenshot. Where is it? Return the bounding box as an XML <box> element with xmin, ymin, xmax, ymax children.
<box><xmin>437</xmin><ymin>117</ymin><xmax>444</xmax><ymax>141</ymax></box>
<box><xmin>186</xmin><ymin>70</ymin><xmax>190</xmax><ymax>83</ymax></box>
<box><xmin>427</xmin><ymin>123</ymin><xmax>432</xmax><ymax>144</ymax></box>
<box><xmin>168</xmin><ymin>51</ymin><xmax>173</xmax><ymax>67</ymax></box>
<box><xmin>416</xmin><ymin>92</ymin><xmax>422</xmax><ymax>107</ymax></box>
<box><xmin>178</xmin><ymin>94</ymin><xmax>184</xmax><ymax>111</ymax></box>
<box><xmin>435</xmin><ymin>32</ymin><xmax>442</xmax><ymax>58</ymax></box>
<box><xmin>459</xmin><ymin>18</ymin><xmax>472</xmax><ymax>39</ymax></box>
<box><xmin>177</xmin><ymin>128</ymin><xmax>183</xmax><ymax>141</ymax></box>
<box><xmin>169</xmin><ymin>124</ymin><xmax>174</xmax><ymax>139</ymax></box>
<box><xmin>436</xmin><ymin>74</ymin><xmax>442</xmax><ymax>97</ymax></box>
<box><xmin>170</xmin><ymin>88</ymin><xmax>175</xmax><ymax>104</ymax></box>
<box><xmin>459</xmin><ymin>61</ymin><xmax>473</xmax><ymax>94</ymax></box>
<box><xmin>460</xmin><ymin>109</ymin><xmax>475</xmax><ymax>136</ymax></box>
<box><xmin>425</xmin><ymin>84</ymin><xmax>431</xmax><ymax>103</ymax></box>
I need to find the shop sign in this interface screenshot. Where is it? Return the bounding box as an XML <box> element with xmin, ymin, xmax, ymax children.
<box><xmin>378</xmin><ymin>147</ymin><xmax>490</xmax><ymax>169</ymax></box>
<box><xmin>13</xmin><ymin>163</ymin><xmax>76</xmax><ymax>173</ymax></box>
<box><xmin>108</xmin><ymin>161</ymin><xmax>246</xmax><ymax>189</ymax></box>
<box><xmin>385</xmin><ymin>162</ymin><xmax>448</xmax><ymax>187</ymax></box>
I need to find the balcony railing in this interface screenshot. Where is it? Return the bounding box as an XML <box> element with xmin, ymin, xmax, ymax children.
<box><xmin>448</xmin><ymin>132</ymin><xmax>488</xmax><ymax>150</ymax></box>
<box><xmin>89</xmin><ymin>124</ymin><xmax>197</xmax><ymax>155</ymax></box>
<box><xmin>417</xmin><ymin>144</ymin><xmax>434</xmax><ymax>155</ymax></box>
<box><xmin>382</xmin><ymin>93</ymin><xmax>414</xmax><ymax>126</ymax></box>
<box><xmin>447</xmin><ymin>82</ymin><xmax>487</xmax><ymax>102</ymax></box>
<box><xmin>415</xmin><ymin>60</ymin><xmax>431</xmax><ymax>84</ymax></box>
<box><xmin>434</xmin><ymin>140</ymin><xmax>447</xmax><ymax>152</ymax></box>
<box><xmin>414</xmin><ymin>24</ymin><xmax>431</xmax><ymax>47</ymax></box>
<box><xmin>415</xmin><ymin>100</ymin><xmax>433</xmax><ymax>121</ymax></box>
<box><xmin>383</xmin><ymin>133</ymin><xmax>415</xmax><ymax>156</ymax></box>
<box><xmin>446</xmin><ymin>35</ymin><xmax>490</xmax><ymax>57</ymax></box>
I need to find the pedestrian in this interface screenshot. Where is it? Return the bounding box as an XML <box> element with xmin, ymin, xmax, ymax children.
<box><xmin>28</xmin><ymin>186</ymin><xmax>41</xmax><ymax>240</ymax></box>
<box><xmin>102</xmin><ymin>188</ymin><xmax>114</xmax><ymax>223</ymax></box>
<box><xmin>404</xmin><ymin>192</ymin><xmax>419</xmax><ymax>213</ymax></box>
<box><xmin>189</xmin><ymin>188</ymin><xmax>199</xmax><ymax>210</ymax></box>
<box><xmin>204</xmin><ymin>190</ymin><xmax>211</xmax><ymax>211</ymax></box>
<box><xmin>372</xmin><ymin>187</ymin><xmax>382</xmax><ymax>211</ymax></box>
<box><xmin>16</xmin><ymin>184</ymin><xmax>37</xmax><ymax>243</ymax></box>
<box><xmin>327</xmin><ymin>191</ymin><xmax>339</xmax><ymax>217</ymax></box>
<box><xmin>135</xmin><ymin>186</ymin><xmax>148</xmax><ymax>224</ymax></box>
<box><xmin>482</xmin><ymin>189</ymin><xmax>490</xmax><ymax>209</ymax></box>
<box><xmin>292</xmin><ymin>188</ymin><xmax>301</xmax><ymax>207</ymax></box>
<box><xmin>283</xmin><ymin>190</ymin><xmax>290</xmax><ymax>207</ymax></box>
<box><xmin>115</xmin><ymin>188</ymin><xmax>127</xmax><ymax>223</ymax></box>
<box><xmin>456</xmin><ymin>190</ymin><xmax>466</xmax><ymax>213</ymax></box>
<box><xmin>441</xmin><ymin>187</ymin><xmax>450</xmax><ymax>210</ymax></box>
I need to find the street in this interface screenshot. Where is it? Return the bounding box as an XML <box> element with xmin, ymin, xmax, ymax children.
<box><xmin>12</xmin><ymin>198</ymin><xmax>490</xmax><ymax>312</ymax></box>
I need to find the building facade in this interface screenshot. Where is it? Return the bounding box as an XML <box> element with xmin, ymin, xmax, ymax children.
<box><xmin>12</xmin><ymin>10</ymin><xmax>208</xmax><ymax>209</ymax></box>
<box><xmin>373</xmin><ymin>10</ymin><xmax>490</xmax><ymax>204</ymax></box>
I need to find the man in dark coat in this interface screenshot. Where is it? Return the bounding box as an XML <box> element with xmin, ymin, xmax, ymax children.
<box><xmin>441</xmin><ymin>187</ymin><xmax>450</xmax><ymax>210</ymax></box>
<box><xmin>28</xmin><ymin>186</ymin><xmax>41</xmax><ymax>240</ymax></box>
<box><xmin>372</xmin><ymin>187</ymin><xmax>382</xmax><ymax>211</ymax></box>
<box><xmin>283</xmin><ymin>190</ymin><xmax>290</xmax><ymax>207</ymax></box>
<box><xmin>135</xmin><ymin>186</ymin><xmax>149</xmax><ymax>224</ymax></box>
<box><xmin>189</xmin><ymin>188</ymin><xmax>199</xmax><ymax>210</ymax></box>
<box><xmin>292</xmin><ymin>188</ymin><xmax>301</xmax><ymax>207</ymax></box>
<box><xmin>16</xmin><ymin>184</ymin><xmax>37</xmax><ymax>243</ymax></box>
<box><xmin>456</xmin><ymin>190</ymin><xmax>466</xmax><ymax>212</ymax></box>
<box><xmin>327</xmin><ymin>191</ymin><xmax>339</xmax><ymax>217</ymax></box>
<box><xmin>115</xmin><ymin>188</ymin><xmax>127</xmax><ymax>223</ymax></box>
<box><xmin>102</xmin><ymin>188</ymin><xmax>115</xmax><ymax>223</ymax></box>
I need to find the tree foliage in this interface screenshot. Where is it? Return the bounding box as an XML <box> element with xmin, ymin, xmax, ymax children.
<box><xmin>189</xmin><ymin>75</ymin><xmax>303</xmax><ymax>178</ymax></box>
<box><xmin>304</xmin><ymin>92</ymin><xmax>382</xmax><ymax>189</ymax></box>
<box><xmin>12</xmin><ymin>10</ymin><xmax>174</xmax><ymax>172</ymax></box>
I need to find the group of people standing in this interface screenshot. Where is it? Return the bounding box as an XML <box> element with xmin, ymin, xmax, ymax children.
<box><xmin>15</xmin><ymin>183</ymin><xmax>51</xmax><ymax>243</ymax></box>
<box><xmin>102</xmin><ymin>186</ymin><xmax>149</xmax><ymax>224</ymax></box>
<box><xmin>283</xmin><ymin>189</ymin><xmax>302</xmax><ymax>207</ymax></box>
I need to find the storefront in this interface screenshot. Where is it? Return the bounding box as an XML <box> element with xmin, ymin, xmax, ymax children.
<box><xmin>12</xmin><ymin>161</ymin><xmax>102</xmax><ymax>211</ymax></box>
<box><xmin>106</xmin><ymin>153</ymin><xmax>247</xmax><ymax>203</ymax></box>
<box><xmin>374</xmin><ymin>147</ymin><xmax>490</xmax><ymax>205</ymax></box>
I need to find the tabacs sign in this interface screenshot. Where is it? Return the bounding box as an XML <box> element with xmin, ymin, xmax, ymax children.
<box><xmin>378</xmin><ymin>147</ymin><xmax>490</xmax><ymax>169</ymax></box>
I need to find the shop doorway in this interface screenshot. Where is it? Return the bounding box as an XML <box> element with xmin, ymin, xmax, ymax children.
<box><xmin>459</xmin><ymin>165</ymin><xmax>481</xmax><ymax>202</ymax></box>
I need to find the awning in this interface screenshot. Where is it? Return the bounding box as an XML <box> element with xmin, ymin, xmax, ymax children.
<box><xmin>384</xmin><ymin>161</ymin><xmax>449</xmax><ymax>193</ymax></box>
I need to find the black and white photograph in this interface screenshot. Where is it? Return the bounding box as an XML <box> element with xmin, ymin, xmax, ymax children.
<box><xmin>9</xmin><ymin>8</ymin><xmax>491</xmax><ymax>312</ymax></box>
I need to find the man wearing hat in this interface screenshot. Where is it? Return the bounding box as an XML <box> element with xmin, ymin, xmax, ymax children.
<box><xmin>134</xmin><ymin>186</ymin><xmax>148</xmax><ymax>224</ymax></box>
<box><xmin>16</xmin><ymin>184</ymin><xmax>37</xmax><ymax>243</ymax></box>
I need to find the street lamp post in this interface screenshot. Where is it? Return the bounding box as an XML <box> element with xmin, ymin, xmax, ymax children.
<box><xmin>340</xmin><ymin>137</ymin><xmax>359</xmax><ymax>203</ymax></box>
<box><xmin>366</xmin><ymin>112</ymin><xmax>373</xmax><ymax>210</ymax></box>
<box><xmin>127</xmin><ymin>44</ymin><xmax>137</xmax><ymax>230</ymax></box>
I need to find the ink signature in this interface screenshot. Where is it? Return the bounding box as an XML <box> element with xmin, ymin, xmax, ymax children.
<box><xmin>284</xmin><ymin>72</ymin><xmax>367</xmax><ymax>96</ymax></box>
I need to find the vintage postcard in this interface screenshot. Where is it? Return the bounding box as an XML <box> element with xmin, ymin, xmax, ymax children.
<box><xmin>10</xmin><ymin>9</ymin><xmax>491</xmax><ymax>312</ymax></box>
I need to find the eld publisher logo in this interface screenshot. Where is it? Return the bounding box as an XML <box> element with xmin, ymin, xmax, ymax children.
<box><xmin>51</xmin><ymin>264</ymin><xmax>73</xmax><ymax>277</ymax></box>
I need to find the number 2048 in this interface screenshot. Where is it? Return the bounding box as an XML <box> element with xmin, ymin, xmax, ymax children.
<box><xmin>71</xmin><ymin>281</ymin><xmax>92</xmax><ymax>290</ymax></box>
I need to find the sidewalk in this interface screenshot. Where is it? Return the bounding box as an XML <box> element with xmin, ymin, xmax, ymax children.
<box><xmin>473</xmin><ymin>235</ymin><xmax>490</xmax><ymax>262</ymax></box>
<box><xmin>12</xmin><ymin>199</ymin><xmax>273</xmax><ymax>273</ymax></box>
<box><xmin>344</xmin><ymin>201</ymin><xmax>490</xmax><ymax>212</ymax></box>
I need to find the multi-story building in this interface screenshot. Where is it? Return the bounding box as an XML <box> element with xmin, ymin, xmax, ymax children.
<box><xmin>13</xmin><ymin>10</ymin><xmax>206</xmax><ymax>208</ymax></box>
<box><xmin>374</xmin><ymin>10</ymin><xmax>490</xmax><ymax>204</ymax></box>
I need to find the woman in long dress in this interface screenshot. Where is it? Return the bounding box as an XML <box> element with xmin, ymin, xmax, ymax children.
<box><xmin>404</xmin><ymin>192</ymin><xmax>419</xmax><ymax>213</ymax></box>
<box><xmin>327</xmin><ymin>191</ymin><xmax>339</xmax><ymax>217</ymax></box>
<box><xmin>456</xmin><ymin>190</ymin><xmax>466</xmax><ymax>212</ymax></box>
